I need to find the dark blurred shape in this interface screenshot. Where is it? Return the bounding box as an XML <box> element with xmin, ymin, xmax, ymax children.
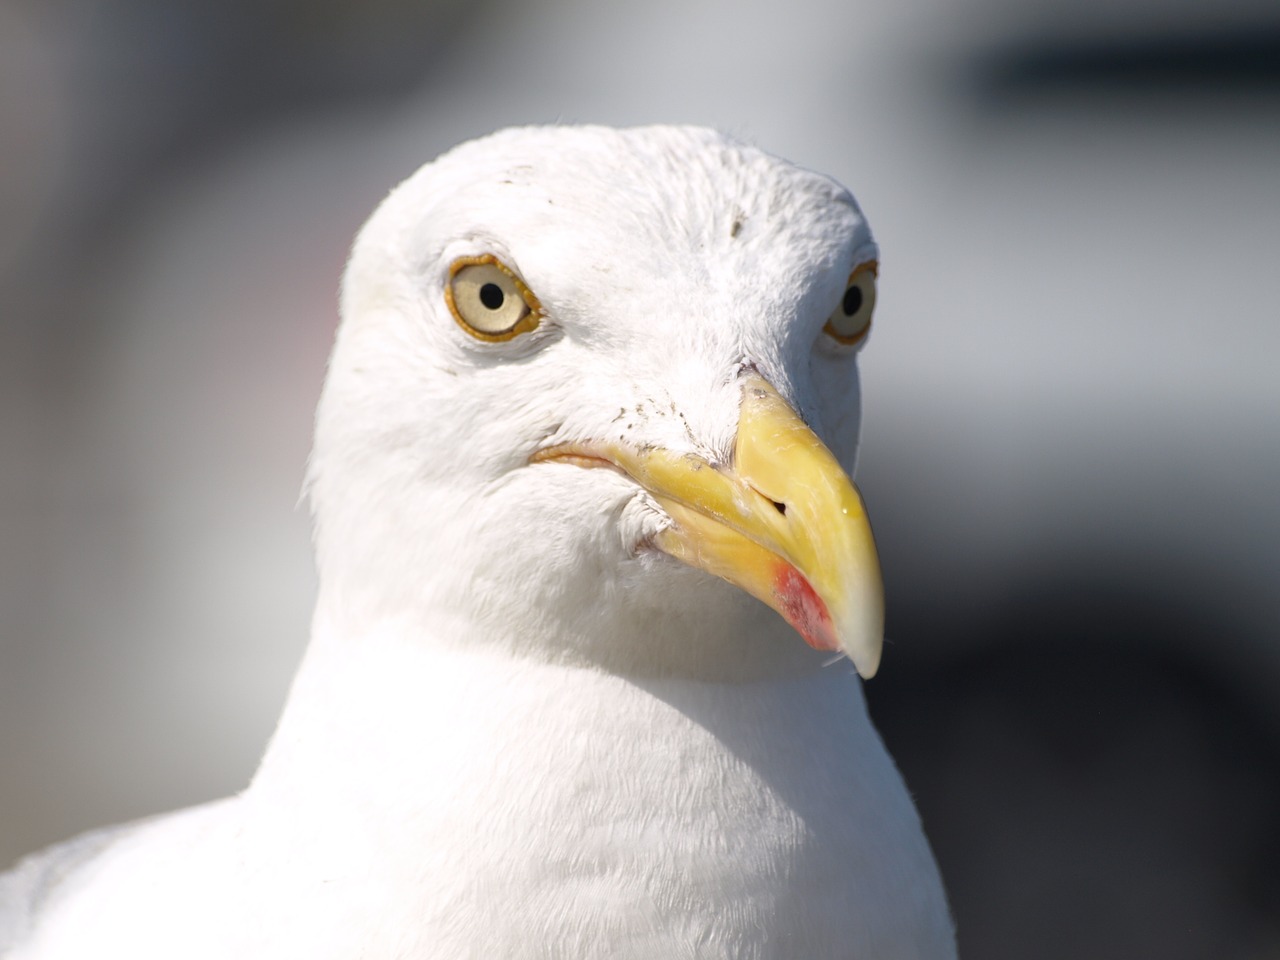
<box><xmin>869</xmin><ymin>568</ymin><xmax>1280</xmax><ymax>960</ymax></box>
<box><xmin>33</xmin><ymin>0</ymin><xmax>478</xmax><ymax>262</ymax></box>
<box><xmin>969</xmin><ymin>28</ymin><xmax>1280</xmax><ymax>105</ymax></box>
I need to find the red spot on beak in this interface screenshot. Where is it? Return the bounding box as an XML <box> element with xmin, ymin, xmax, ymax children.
<box><xmin>773</xmin><ymin>563</ymin><xmax>839</xmax><ymax>651</ymax></box>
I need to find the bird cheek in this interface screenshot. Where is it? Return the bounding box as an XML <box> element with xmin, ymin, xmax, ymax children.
<box><xmin>617</xmin><ymin>493</ymin><xmax>670</xmax><ymax>556</ymax></box>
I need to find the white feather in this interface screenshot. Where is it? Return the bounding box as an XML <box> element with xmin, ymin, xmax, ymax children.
<box><xmin>2</xmin><ymin>125</ymin><xmax>954</xmax><ymax>959</ymax></box>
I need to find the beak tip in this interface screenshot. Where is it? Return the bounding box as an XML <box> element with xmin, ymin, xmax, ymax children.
<box><xmin>838</xmin><ymin>605</ymin><xmax>884</xmax><ymax>680</ymax></box>
<box><xmin>852</xmin><ymin>648</ymin><xmax>881</xmax><ymax>680</ymax></box>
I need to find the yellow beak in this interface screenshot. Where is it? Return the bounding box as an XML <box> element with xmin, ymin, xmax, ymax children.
<box><xmin>532</xmin><ymin>374</ymin><xmax>885</xmax><ymax>678</ymax></box>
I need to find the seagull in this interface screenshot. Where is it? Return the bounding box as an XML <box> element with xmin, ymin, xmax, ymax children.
<box><xmin>1</xmin><ymin>125</ymin><xmax>956</xmax><ymax>959</ymax></box>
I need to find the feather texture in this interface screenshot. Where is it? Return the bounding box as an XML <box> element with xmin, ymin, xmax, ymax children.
<box><xmin>2</xmin><ymin>125</ymin><xmax>955</xmax><ymax>959</ymax></box>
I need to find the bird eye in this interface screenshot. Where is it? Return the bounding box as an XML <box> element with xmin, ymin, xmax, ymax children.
<box><xmin>446</xmin><ymin>255</ymin><xmax>541</xmax><ymax>341</ymax></box>
<box><xmin>823</xmin><ymin>261</ymin><xmax>877</xmax><ymax>345</ymax></box>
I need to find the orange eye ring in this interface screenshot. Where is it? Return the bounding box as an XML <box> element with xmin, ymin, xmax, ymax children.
<box><xmin>445</xmin><ymin>255</ymin><xmax>543</xmax><ymax>342</ymax></box>
<box><xmin>823</xmin><ymin>260</ymin><xmax>877</xmax><ymax>345</ymax></box>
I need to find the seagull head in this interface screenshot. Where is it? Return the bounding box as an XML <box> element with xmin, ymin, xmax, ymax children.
<box><xmin>307</xmin><ymin>125</ymin><xmax>884</xmax><ymax>681</ymax></box>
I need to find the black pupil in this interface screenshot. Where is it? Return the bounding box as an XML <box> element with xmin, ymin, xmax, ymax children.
<box><xmin>480</xmin><ymin>283</ymin><xmax>505</xmax><ymax>310</ymax></box>
<box><xmin>842</xmin><ymin>285</ymin><xmax>863</xmax><ymax>317</ymax></box>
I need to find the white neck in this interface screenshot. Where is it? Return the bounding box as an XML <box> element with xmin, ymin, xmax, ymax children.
<box><xmin>253</xmin><ymin>600</ymin><xmax>863</xmax><ymax>795</ymax></box>
<box><xmin>241</xmin><ymin>607</ymin><xmax>949</xmax><ymax>959</ymax></box>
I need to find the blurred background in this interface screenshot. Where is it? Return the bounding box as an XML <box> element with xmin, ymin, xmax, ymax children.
<box><xmin>1</xmin><ymin>0</ymin><xmax>1277</xmax><ymax>955</ymax></box>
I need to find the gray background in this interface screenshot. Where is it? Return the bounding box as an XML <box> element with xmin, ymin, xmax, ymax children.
<box><xmin>2</xmin><ymin>0</ymin><xmax>1278</xmax><ymax>956</ymax></box>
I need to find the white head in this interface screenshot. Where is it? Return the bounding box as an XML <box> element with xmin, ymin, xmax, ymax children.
<box><xmin>307</xmin><ymin>125</ymin><xmax>881</xmax><ymax>681</ymax></box>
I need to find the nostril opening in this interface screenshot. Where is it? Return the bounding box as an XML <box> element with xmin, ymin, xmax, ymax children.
<box><xmin>772</xmin><ymin>499</ymin><xmax>787</xmax><ymax>516</ymax></box>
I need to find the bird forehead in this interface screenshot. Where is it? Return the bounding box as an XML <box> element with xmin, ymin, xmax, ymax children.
<box><xmin>402</xmin><ymin>128</ymin><xmax>868</xmax><ymax>345</ymax></box>
<box><xmin>407</xmin><ymin>126</ymin><xmax>867</xmax><ymax>284</ymax></box>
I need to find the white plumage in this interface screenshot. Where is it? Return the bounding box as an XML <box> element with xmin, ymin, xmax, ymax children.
<box><xmin>1</xmin><ymin>125</ymin><xmax>955</xmax><ymax>959</ymax></box>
